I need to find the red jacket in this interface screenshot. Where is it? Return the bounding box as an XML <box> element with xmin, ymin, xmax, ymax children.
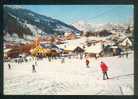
<box><xmin>100</xmin><ymin>63</ymin><xmax>108</xmax><ymax>72</ymax></box>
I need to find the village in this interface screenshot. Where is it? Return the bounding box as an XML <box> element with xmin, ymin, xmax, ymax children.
<box><xmin>3</xmin><ymin>5</ymin><xmax>134</xmax><ymax>95</ymax></box>
<box><xmin>4</xmin><ymin>26</ymin><xmax>133</xmax><ymax>62</ymax></box>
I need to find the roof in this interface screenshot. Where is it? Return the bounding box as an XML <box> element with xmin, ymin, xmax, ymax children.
<box><xmin>40</xmin><ymin>43</ymin><xmax>58</xmax><ymax>49</ymax></box>
<box><xmin>4</xmin><ymin>48</ymin><xmax>12</xmax><ymax>53</ymax></box>
<box><xmin>121</xmin><ymin>37</ymin><xmax>132</xmax><ymax>46</ymax></box>
<box><xmin>40</xmin><ymin>43</ymin><xmax>63</xmax><ymax>52</ymax></box>
<box><xmin>73</xmin><ymin>46</ymin><xmax>84</xmax><ymax>52</ymax></box>
<box><xmin>85</xmin><ymin>43</ymin><xmax>103</xmax><ymax>53</ymax></box>
<box><xmin>64</xmin><ymin>45</ymin><xmax>78</xmax><ymax>51</ymax></box>
<box><xmin>110</xmin><ymin>46</ymin><xmax>118</xmax><ymax>48</ymax></box>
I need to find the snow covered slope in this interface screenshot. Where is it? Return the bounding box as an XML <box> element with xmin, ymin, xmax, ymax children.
<box><xmin>4</xmin><ymin>51</ymin><xmax>134</xmax><ymax>95</ymax></box>
<box><xmin>3</xmin><ymin>6</ymin><xmax>80</xmax><ymax>39</ymax></box>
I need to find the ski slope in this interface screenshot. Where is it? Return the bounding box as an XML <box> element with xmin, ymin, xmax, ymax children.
<box><xmin>4</xmin><ymin>51</ymin><xmax>134</xmax><ymax>95</ymax></box>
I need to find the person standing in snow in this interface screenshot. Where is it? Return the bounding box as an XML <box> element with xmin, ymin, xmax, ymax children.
<box><xmin>80</xmin><ymin>55</ymin><xmax>83</xmax><ymax>60</ymax></box>
<box><xmin>8</xmin><ymin>64</ymin><xmax>11</xmax><ymax>70</ymax></box>
<box><xmin>117</xmin><ymin>47</ymin><xmax>122</xmax><ymax>58</ymax></box>
<box><xmin>86</xmin><ymin>59</ymin><xmax>90</xmax><ymax>68</ymax></box>
<box><xmin>32</xmin><ymin>64</ymin><xmax>36</xmax><ymax>73</ymax></box>
<box><xmin>61</xmin><ymin>57</ymin><xmax>65</xmax><ymax>63</ymax></box>
<box><xmin>35</xmin><ymin>61</ymin><xmax>37</xmax><ymax>66</ymax></box>
<box><xmin>100</xmin><ymin>61</ymin><xmax>109</xmax><ymax>80</ymax></box>
<box><xmin>126</xmin><ymin>52</ymin><xmax>129</xmax><ymax>58</ymax></box>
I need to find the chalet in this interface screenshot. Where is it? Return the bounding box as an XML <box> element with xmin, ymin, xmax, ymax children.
<box><xmin>73</xmin><ymin>46</ymin><xmax>84</xmax><ymax>54</ymax></box>
<box><xmin>40</xmin><ymin>43</ymin><xmax>63</xmax><ymax>53</ymax></box>
<box><xmin>64</xmin><ymin>44</ymin><xmax>78</xmax><ymax>52</ymax></box>
<box><xmin>118</xmin><ymin>37</ymin><xmax>133</xmax><ymax>49</ymax></box>
<box><xmin>4</xmin><ymin>48</ymin><xmax>12</xmax><ymax>59</ymax></box>
<box><xmin>85</xmin><ymin>42</ymin><xmax>104</xmax><ymax>57</ymax></box>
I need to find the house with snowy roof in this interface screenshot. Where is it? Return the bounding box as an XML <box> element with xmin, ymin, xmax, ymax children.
<box><xmin>117</xmin><ymin>37</ymin><xmax>133</xmax><ymax>48</ymax></box>
<box><xmin>57</xmin><ymin>42</ymin><xmax>84</xmax><ymax>54</ymax></box>
<box><xmin>40</xmin><ymin>43</ymin><xmax>63</xmax><ymax>53</ymax></box>
<box><xmin>85</xmin><ymin>42</ymin><xmax>104</xmax><ymax>57</ymax></box>
<box><xmin>4</xmin><ymin>48</ymin><xmax>12</xmax><ymax>59</ymax></box>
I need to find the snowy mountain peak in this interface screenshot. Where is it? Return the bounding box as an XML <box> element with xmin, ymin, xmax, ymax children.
<box><xmin>72</xmin><ymin>20</ymin><xmax>94</xmax><ymax>32</ymax></box>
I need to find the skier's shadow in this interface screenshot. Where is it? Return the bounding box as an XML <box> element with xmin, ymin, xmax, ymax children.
<box><xmin>110</xmin><ymin>73</ymin><xmax>134</xmax><ymax>80</ymax></box>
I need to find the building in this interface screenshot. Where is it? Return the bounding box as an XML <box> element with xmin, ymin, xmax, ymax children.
<box><xmin>118</xmin><ymin>37</ymin><xmax>133</xmax><ymax>49</ymax></box>
<box><xmin>4</xmin><ymin>48</ymin><xmax>12</xmax><ymax>59</ymax></box>
<box><xmin>85</xmin><ymin>42</ymin><xmax>103</xmax><ymax>57</ymax></box>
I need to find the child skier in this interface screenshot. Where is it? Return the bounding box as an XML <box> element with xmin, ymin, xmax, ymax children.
<box><xmin>32</xmin><ymin>64</ymin><xmax>36</xmax><ymax>73</ymax></box>
<box><xmin>100</xmin><ymin>61</ymin><xmax>109</xmax><ymax>80</ymax></box>
<box><xmin>86</xmin><ymin>59</ymin><xmax>90</xmax><ymax>68</ymax></box>
<box><xmin>8</xmin><ymin>64</ymin><xmax>11</xmax><ymax>70</ymax></box>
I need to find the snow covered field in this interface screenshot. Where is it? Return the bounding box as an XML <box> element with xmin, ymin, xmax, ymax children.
<box><xmin>4</xmin><ymin>51</ymin><xmax>134</xmax><ymax>95</ymax></box>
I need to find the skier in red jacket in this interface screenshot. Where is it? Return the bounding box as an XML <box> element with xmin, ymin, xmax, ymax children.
<box><xmin>100</xmin><ymin>61</ymin><xmax>109</xmax><ymax>80</ymax></box>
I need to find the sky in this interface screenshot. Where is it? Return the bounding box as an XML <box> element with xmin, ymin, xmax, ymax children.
<box><xmin>10</xmin><ymin>5</ymin><xmax>134</xmax><ymax>25</ymax></box>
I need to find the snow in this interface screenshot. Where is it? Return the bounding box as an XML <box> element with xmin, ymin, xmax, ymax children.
<box><xmin>4</xmin><ymin>32</ymin><xmax>27</xmax><ymax>43</ymax></box>
<box><xmin>85</xmin><ymin>42</ymin><xmax>103</xmax><ymax>53</ymax></box>
<box><xmin>8</xmin><ymin>13</ymin><xmax>17</xmax><ymax>19</ymax></box>
<box><xmin>4</xmin><ymin>51</ymin><xmax>134</xmax><ymax>95</ymax></box>
<box><xmin>121</xmin><ymin>38</ymin><xmax>132</xmax><ymax>46</ymax></box>
<box><xmin>34</xmin><ymin>19</ymin><xmax>40</xmax><ymax>23</ymax></box>
<box><xmin>12</xmin><ymin>33</ymin><xmax>18</xmax><ymax>38</ymax></box>
<box><xmin>57</xmin><ymin>36</ymin><xmax>113</xmax><ymax>51</ymax></box>
<box><xmin>28</xmin><ymin>13</ymin><xmax>34</xmax><ymax>17</ymax></box>
<box><xmin>57</xmin><ymin>38</ymin><xmax>86</xmax><ymax>51</ymax></box>
<box><xmin>25</xmin><ymin>23</ymin><xmax>43</xmax><ymax>34</ymax></box>
<box><xmin>4</xmin><ymin>48</ymin><xmax>12</xmax><ymax>53</ymax></box>
<box><xmin>23</xmin><ymin>34</ymin><xmax>34</xmax><ymax>41</ymax></box>
<box><xmin>4</xmin><ymin>33</ymin><xmax>11</xmax><ymax>41</ymax></box>
<box><xmin>72</xmin><ymin>20</ymin><xmax>94</xmax><ymax>32</ymax></box>
<box><xmin>72</xmin><ymin>21</ymin><xmax>132</xmax><ymax>34</ymax></box>
<box><xmin>55</xmin><ymin>25</ymin><xmax>75</xmax><ymax>33</ymax></box>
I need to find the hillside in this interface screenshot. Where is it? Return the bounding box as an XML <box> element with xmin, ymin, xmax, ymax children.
<box><xmin>3</xmin><ymin>6</ymin><xmax>80</xmax><ymax>40</ymax></box>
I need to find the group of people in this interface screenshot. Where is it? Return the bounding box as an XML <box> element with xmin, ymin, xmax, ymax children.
<box><xmin>8</xmin><ymin>56</ymin><xmax>110</xmax><ymax>80</ymax></box>
<box><xmin>8</xmin><ymin>61</ymin><xmax>37</xmax><ymax>73</ymax></box>
<box><xmin>85</xmin><ymin>59</ymin><xmax>109</xmax><ymax>80</ymax></box>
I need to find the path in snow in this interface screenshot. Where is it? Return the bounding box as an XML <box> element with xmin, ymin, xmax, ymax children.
<box><xmin>4</xmin><ymin>52</ymin><xmax>134</xmax><ymax>95</ymax></box>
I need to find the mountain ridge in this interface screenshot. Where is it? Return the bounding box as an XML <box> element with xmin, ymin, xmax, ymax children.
<box><xmin>3</xmin><ymin>6</ymin><xmax>80</xmax><ymax>39</ymax></box>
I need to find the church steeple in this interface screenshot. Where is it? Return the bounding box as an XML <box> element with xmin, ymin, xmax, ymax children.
<box><xmin>35</xmin><ymin>32</ymin><xmax>40</xmax><ymax>47</ymax></box>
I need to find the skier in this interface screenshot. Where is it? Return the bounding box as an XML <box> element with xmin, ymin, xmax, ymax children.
<box><xmin>8</xmin><ymin>64</ymin><xmax>11</xmax><ymax>70</ymax></box>
<box><xmin>126</xmin><ymin>52</ymin><xmax>129</xmax><ymax>58</ymax></box>
<box><xmin>48</xmin><ymin>56</ymin><xmax>51</xmax><ymax>62</ymax></box>
<box><xmin>61</xmin><ymin>57</ymin><xmax>65</xmax><ymax>63</ymax></box>
<box><xmin>80</xmin><ymin>54</ymin><xmax>83</xmax><ymax>60</ymax></box>
<box><xmin>86</xmin><ymin>59</ymin><xmax>90</xmax><ymax>68</ymax></box>
<box><xmin>32</xmin><ymin>64</ymin><xmax>36</xmax><ymax>73</ymax></box>
<box><xmin>117</xmin><ymin>47</ymin><xmax>122</xmax><ymax>58</ymax></box>
<box><xmin>35</xmin><ymin>61</ymin><xmax>37</xmax><ymax>66</ymax></box>
<box><xmin>100</xmin><ymin>61</ymin><xmax>109</xmax><ymax>80</ymax></box>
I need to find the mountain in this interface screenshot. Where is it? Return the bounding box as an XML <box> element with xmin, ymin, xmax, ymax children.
<box><xmin>72</xmin><ymin>21</ymin><xmax>94</xmax><ymax>32</ymax></box>
<box><xmin>72</xmin><ymin>21</ymin><xmax>133</xmax><ymax>33</ymax></box>
<box><xmin>3</xmin><ymin>6</ymin><xmax>80</xmax><ymax>40</ymax></box>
